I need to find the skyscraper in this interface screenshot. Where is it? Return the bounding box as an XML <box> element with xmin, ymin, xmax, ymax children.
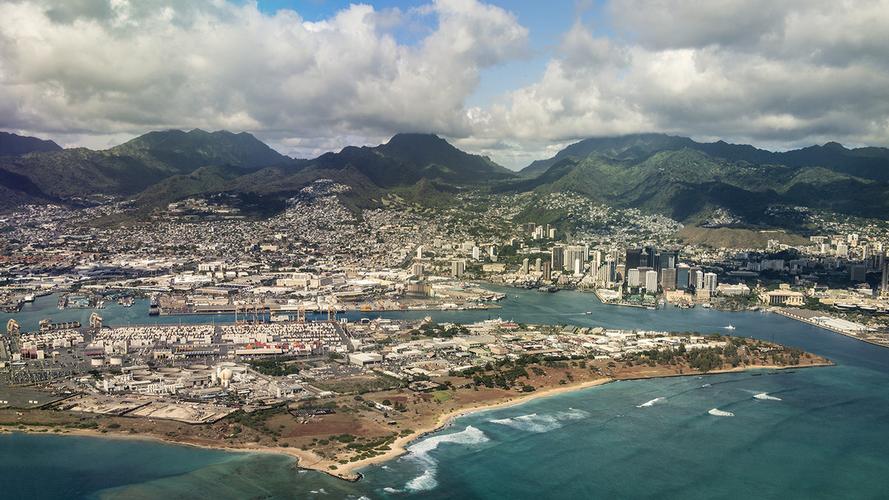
<box><xmin>703</xmin><ymin>272</ymin><xmax>718</xmax><ymax>296</ymax></box>
<box><xmin>625</xmin><ymin>248</ymin><xmax>642</xmax><ymax>270</ymax></box>
<box><xmin>565</xmin><ymin>245</ymin><xmax>586</xmax><ymax>275</ymax></box>
<box><xmin>644</xmin><ymin>270</ymin><xmax>658</xmax><ymax>293</ymax></box>
<box><xmin>882</xmin><ymin>256</ymin><xmax>889</xmax><ymax>294</ymax></box>
<box><xmin>691</xmin><ymin>268</ymin><xmax>704</xmax><ymax>291</ymax></box>
<box><xmin>661</xmin><ymin>267</ymin><xmax>677</xmax><ymax>291</ymax></box>
<box><xmin>628</xmin><ymin>268</ymin><xmax>641</xmax><ymax>287</ymax></box>
<box><xmin>551</xmin><ymin>245</ymin><xmax>565</xmax><ymax>272</ymax></box>
<box><xmin>676</xmin><ymin>263</ymin><xmax>690</xmax><ymax>290</ymax></box>
<box><xmin>850</xmin><ymin>264</ymin><xmax>867</xmax><ymax>282</ymax></box>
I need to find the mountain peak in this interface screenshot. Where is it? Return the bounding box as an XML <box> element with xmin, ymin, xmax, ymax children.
<box><xmin>0</xmin><ymin>131</ymin><xmax>63</xmax><ymax>156</ymax></box>
<box><xmin>110</xmin><ymin>129</ymin><xmax>288</xmax><ymax>170</ymax></box>
<box><xmin>822</xmin><ymin>141</ymin><xmax>847</xmax><ymax>151</ymax></box>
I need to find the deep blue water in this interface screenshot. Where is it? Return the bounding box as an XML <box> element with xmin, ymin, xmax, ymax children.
<box><xmin>2</xmin><ymin>287</ymin><xmax>889</xmax><ymax>499</ymax></box>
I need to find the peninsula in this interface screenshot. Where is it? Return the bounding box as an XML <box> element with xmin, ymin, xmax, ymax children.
<box><xmin>1</xmin><ymin>319</ymin><xmax>831</xmax><ymax>481</ymax></box>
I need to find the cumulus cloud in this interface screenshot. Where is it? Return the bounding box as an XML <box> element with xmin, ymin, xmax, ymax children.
<box><xmin>467</xmin><ymin>0</ymin><xmax>889</xmax><ymax>165</ymax></box>
<box><xmin>1</xmin><ymin>0</ymin><xmax>889</xmax><ymax>169</ymax></box>
<box><xmin>0</xmin><ymin>0</ymin><xmax>527</xmax><ymax>157</ymax></box>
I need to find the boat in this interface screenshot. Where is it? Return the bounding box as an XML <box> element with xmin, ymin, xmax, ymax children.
<box><xmin>585</xmin><ymin>311</ymin><xmax>592</xmax><ymax>315</ymax></box>
<box><xmin>723</xmin><ymin>324</ymin><xmax>736</xmax><ymax>330</ymax></box>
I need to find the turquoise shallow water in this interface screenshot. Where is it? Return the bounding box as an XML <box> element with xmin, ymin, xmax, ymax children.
<box><xmin>3</xmin><ymin>287</ymin><xmax>889</xmax><ymax>499</ymax></box>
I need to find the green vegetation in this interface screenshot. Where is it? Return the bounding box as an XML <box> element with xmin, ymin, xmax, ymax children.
<box><xmin>248</xmin><ymin>358</ymin><xmax>301</xmax><ymax>376</ymax></box>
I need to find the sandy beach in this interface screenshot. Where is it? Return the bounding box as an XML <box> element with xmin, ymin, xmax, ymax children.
<box><xmin>1</xmin><ymin>360</ymin><xmax>833</xmax><ymax>482</ymax></box>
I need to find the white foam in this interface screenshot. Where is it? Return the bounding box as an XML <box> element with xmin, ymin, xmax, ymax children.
<box><xmin>636</xmin><ymin>397</ymin><xmax>666</xmax><ymax>408</ymax></box>
<box><xmin>708</xmin><ymin>408</ymin><xmax>735</xmax><ymax>417</ymax></box>
<box><xmin>405</xmin><ymin>469</ymin><xmax>438</xmax><ymax>492</ymax></box>
<box><xmin>382</xmin><ymin>487</ymin><xmax>401</xmax><ymax>494</ymax></box>
<box><xmin>753</xmin><ymin>392</ymin><xmax>782</xmax><ymax>401</ymax></box>
<box><xmin>490</xmin><ymin>408</ymin><xmax>590</xmax><ymax>433</ymax></box>
<box><xmin>403</xmin><ymin>426</ymin><xmax>490</xmax><ymax>492</ymax></box>
<box><xmin>701</xmin><ymin>383</ymin><xmax>711</xmax><ymax>388</ymax></box>
<box><xmin>407</xmin><ymin>425</ymin><xmax>490</xmax><ymax>457</ymax></box>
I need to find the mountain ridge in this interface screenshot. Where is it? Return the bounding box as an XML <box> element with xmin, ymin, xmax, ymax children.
<box><xmin>0</xmin><ymin>131</ymin><xmax>63</xmax><ymax>156</ymax></box>
<box><xmin>2</xmin><ymin>129</ymin><xmax>889</xmax><ymax>227</ymax></box>
<box><xmin>521</xmin><ymin>133</ymin><xmax>889</xmax><ymax>181</ymax></box>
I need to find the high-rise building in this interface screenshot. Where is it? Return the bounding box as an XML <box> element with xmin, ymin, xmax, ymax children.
<box><xmin>451</xmin><ymin>260</ymin><xmax>465</xmax><ymax>278</ymax></box>
<box><xmin>644</xmin><ymin>270</ymin><xmax>659</xmax><ymax>293</ymax></box>
<box><xmin>691</xmin><ymin>268</ymin><xmax>704</xmax><ymax>291</ymax></box>
<box><xmin>542</xmin><ymin>261</ymin><xmax>552</xmax><ymax>280</ymax></box>
<box><xmin>703</xmin><ymin>272</ymin><xmax>718</xmax><ymax>296</ymax></box>
<box><xmin>535</xmin><ymin>257</ymin><xmax>542</xmax><ymax>272</ymax></box>
<box><xmin>522</xmin><ymin>258</ymin><xmax>530</xmax><ymax>274</ymax></box>
<box><xmin>660</xmin><ymin>251</ymin><xmax>678</xmax><ymax>270</ymax></box>
<box><xmin>472</xmin><ymin>246</ymin><xmax>481</xmax><ymax>261</ymax></box>
<box><xmin>881</xmin><ymin>256</ymin><xmax>889</xmax><ymax>294</ymax></box>
<box><xmin>850</xmin><ymin>264</ymin><xmax>867</xmax><ymax>282</ymax></box>
<box><xmin>625</xmin><ymin>249</ymin><xmax>642</xmax><ymax>270</ymax></box>
<box><xmin>603</xmin><ymin>259</ymin><xmax>617</xmax><ymax>284</ymax></box>
<box><xmin>661</xmin><ymin>267</ymin><xmax>677</xmax><ymax>291</ymax></box>
<box><xmin>416</xmin><ymin>246</ymin><xmax>423</xmax><ymax>259</ymax></box>
<box><xmin>565</xmin><ymin>245</ymin><xmax>586</xmax><ymax>275</ymax></box>
<box><xmin>643</xmin><ymin>246</ymin><xmax>657</xmax><ymax>268</ymax></box>
<box><xmin>627</xmin><ymin>268</ymin><xmax>641</xmax><ymax>287</ymax></box>
<box><xmin>676</xmin><ymin>263</ymin><xmax>690</xmax><ymax>290</ymax></box>
<box><xmin>551</xmin><ymin>245</ymin><xmax>565</xmax><ymax>272</ymax></box>
<box><xmin>411</xmin><ymin>263</ymin><xmax>425</xmax><ymax>277</ymax></box>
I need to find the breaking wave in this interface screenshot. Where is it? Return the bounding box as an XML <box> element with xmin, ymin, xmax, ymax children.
<box><xmin>490</xmin><ymin>408</ymin><xmax>590</xmax><ymax>433</ymax></box>
<box><xmin>708</xmin><ymin>408</ymin><xmax>735</xmax><ymax>417</ymax></box>
<box><xmin>404</xmin><ymin>469</ymin><xmax>437</xmax><ymax>492</ymax></box>
<box><xmin>636</xmin><ymin>397</ymin><xmax>666</xmax><ymax>408</ymax></box>
<box><xmin>403</xmin><ymin>426</ymin><xmax>489</xmax><ymax>492</ymax></box>
<box><xmin>753</xmin><ymin>392</ymin><xmax>782</xmax><ymax>401</ymax></box>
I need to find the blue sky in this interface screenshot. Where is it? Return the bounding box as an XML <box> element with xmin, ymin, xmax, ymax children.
<box><xmin>254</xmin><ymin>1</ymin><xmax>607</xmax><ymax>107</ymax></box>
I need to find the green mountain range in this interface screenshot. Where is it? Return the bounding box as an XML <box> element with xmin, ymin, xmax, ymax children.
<box><xmin>521</xmin><ymin>133</ymin><xmax>889</xmax><ymax>181</ymax></box>
<box><xmin>1</xmin><ymin>129</ymin><xmax>887</xmax><ymax>227</ymax></box>
<box><xmin>0</xmin><ymin>131</ymin><xmax>62</xmax><ymax>156</ymax></box>
<box><xmin>0</xmin><ymin>129</ymin><xmax>292</xmax><ymax>209</ymax></box>
<box><xmin>510</xmin><ymin>134</ymin><xmax>889</xmax><ymax>225</ymax></box>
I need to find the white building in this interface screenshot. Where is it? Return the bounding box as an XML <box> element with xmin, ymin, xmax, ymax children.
<box><xmin>703</xmin><ymin>272</ymin><xmax>718</xmax><ymax>296</ymax></box>
<box><xmin>644</xmin><ymin>270</ymin><xmax>658</xmax><ymax>293</ymax></box>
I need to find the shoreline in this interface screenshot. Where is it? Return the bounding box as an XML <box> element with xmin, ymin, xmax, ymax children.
<box><xmin>774</xmin><ymin>308</ymin><xmax>889</xmax><ymax>349</ymax></box>
<box><xmin>0</xmin><ymin>360</ymin><xmax>832</xmax><ymax>481</ymax></box>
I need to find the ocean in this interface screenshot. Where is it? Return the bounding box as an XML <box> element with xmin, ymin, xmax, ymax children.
<box><xmin>2</xmin><ymin>287</ymin><xmax>889</xmax><ymax>499</ymax></box>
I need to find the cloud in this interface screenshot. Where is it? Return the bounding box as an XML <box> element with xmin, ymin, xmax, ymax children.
<box><xmin>466</xmin><ymin>0</ymin><xmax>889</xmax><ymax>166</ymax></box>
<box><xmin>1</xmin><ymin>0</ymin><xmax>889</xmax><ymax>170</ymax></box>
<box><xmin>0</xmin><ymin>0</ymin><xmax>527</xmax><ymax>157</ymax></box>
